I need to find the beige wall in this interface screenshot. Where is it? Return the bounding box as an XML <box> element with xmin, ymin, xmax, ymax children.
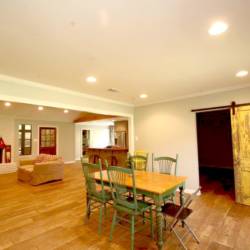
<box><xmin>135</xmin><ymin>87</ymin><xmax>250</xmax><ymax>190</ymax></box>
<box><xmin>14</xmin><ymin>119</ymin><xmax>75</xmax><ymax>162</ymax></box>
<box><xmin>0</xmin><ymin>116</ymin><xmax>75</xmax><ymax>163</ymax></box>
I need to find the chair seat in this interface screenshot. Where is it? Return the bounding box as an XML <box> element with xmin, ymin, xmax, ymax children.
<box><xmin>89</xmin><ymin>190</ymin><xmax>112</xmax><ymax>203</ymax></box>
<box><xmin>115</xmin><ymin>200</ymin><xmax>151</xmax><ymax>215</ymax></box>
<box><xmin>162</xmin><ymin>203</ymin><xmax>193</xmax><ymax>220</ymax></box>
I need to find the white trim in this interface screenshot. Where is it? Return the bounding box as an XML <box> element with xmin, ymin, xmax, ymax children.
<box><xmin>176</xmin><ymin>188</ymin><xmax>201</xmax><ymax>196</ymax></box>
<box><xmin>0</xmin><ymin>74</ymin><xmax>133</xmax><ymax>107</ymax></box>
<box><xmin>135</xmin><ymin>83</ymin><xmax>250</xmax><ymax>107</ymax></box>
<box><xmin>64</xmin><ymin>161</ymin><xmax>76</xmax><ymax>164</ymax></box>
<box><xmin>0</xmin><ymin>93</ymin><xmax>133</xmax><ymax>117</ymax></box>
<box><xmin>0</xmin><ymin>163</ymin><xmax>17</xmax><ymax>174</ymax></box>
<box><xmin>2</xmin><ymin>73</ymin><xmax>250</xmax><ymax>111</ymax></box>
<box><xmin>37</xmin><ymin>125</ymin><xmax>59</xmax><ymax>156</ymax></box>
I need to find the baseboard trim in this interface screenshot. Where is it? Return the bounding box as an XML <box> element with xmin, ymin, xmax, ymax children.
<box><xmin>0</xmin><ymin>163</ymin><xmax>17</xmax><ymax>174</ymax></box>
<box><xmin>64</xmin><ymin>161</ymin><xmax>76</xmax><ymax>164</ymax></box>
<box><xmin>176</xmin><ymin>188</ymin><xmax>201</xmax><ymax>196</ymax></box>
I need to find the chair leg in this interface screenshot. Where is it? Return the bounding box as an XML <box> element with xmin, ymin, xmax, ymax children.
<box><xmin>150</xmin><ymin>208</ymin><xmax>154</xmax><ymax>239</ymax></box>
<box><xmin>184</xmin><ymin>221</ymin><xmax>200</xmax><ymax>244</ymax></box>
<box><xmin>98</xmin><ymin>205</ymin><xmax>103</xmax><ymax>236</ymax></box>
<box><xmin>110</xmin><ymin>210</ymin><xmax>117</xmax><ymax>241</ymax></box>
<box><xmin>142</xmin><ymin>195</ymin><xmax>146</xmax><ymax>224</ymax></box>
<box><xmin>172</xmin><ymin>228</ymin><xmax>188</xmax><ymax>250</ymax></box>
<box><xmin>104</xmin><ymin>203</ymin><xmax>107</xmax><ymax>217</ymax></box>
<box><xmin>130</xmin><ymin>215</ymin><xmax>135</xmax><ymax>250</ymax></box>
<box><xmin>86</xmin><ymin>197</ymin><xmax>91</xmax><ymax>219</ymax></box>
<box><xmin>163</xmin><ymin>216</ymin><xmax>167</xmax><ymax>230</ymax></box>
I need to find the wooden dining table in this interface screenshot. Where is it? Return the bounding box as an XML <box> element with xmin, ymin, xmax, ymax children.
<box><xmin>94</xmin><ymin>170</ymin><xmax>187</xmax><ymax>250</ymax></box>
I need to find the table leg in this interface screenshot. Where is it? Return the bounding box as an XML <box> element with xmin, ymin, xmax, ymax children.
<box><xmin>156</xmin><ymin>203</ymin><xmax>163</xmax><ymax>250</ymax></box>
<box><xmin>179</xmin><ymin>186</ymin><xmax>184</xmax><ymax>227</ymax></box>
<box><xmin>179</xmin><ymin>185</ymin><xmax>184</xmax><ymax>205</ymax></box>
<box><xmin>86</xmin><ymin>193</ymin><xmax>91</xmax><ymax>219</ymax></box>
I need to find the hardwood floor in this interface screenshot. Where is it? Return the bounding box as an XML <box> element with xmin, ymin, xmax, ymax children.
<box><xmin>0</xmin><ymin>163</ymin><xmax>250</xmax><ymax>250</ymax></box>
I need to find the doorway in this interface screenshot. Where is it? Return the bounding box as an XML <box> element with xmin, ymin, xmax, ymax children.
<box><xmin>196</xmin><ymin>109</ymin><xmax>235</xmax><ymax>198</ymax></box>
<box><xmin>39</xmin><ymin>127</ymin><xmax>57</xmax><ymax>155</ymax></box>
<box><xmin>82</xmin><ymin>129</ymin><xmax>90</xmax><ymax>156</ymax></box>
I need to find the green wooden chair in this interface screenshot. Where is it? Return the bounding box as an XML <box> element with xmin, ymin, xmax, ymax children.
<box><xmin>107</xmin><ymin>164</ymin><xmax>154</xmax><ymax>250</ymax></box>
<box><xmin>81</xmin><ymin>158</ymin><xmax>112</xmax><ymax>235</ymax></box>
<box><xmin>128</xmin><ymin>155</ymin><xmax>148</xmax><ymax>171</ymax></box>
<box><xmin>152</xmin><ymin>154</ymin><xmax>179</xmax><ymax>204</ymax></box>
<box><xmin>152</xmin><ymin>154</ymin><xmax>178</xmax><ymax>175</ymax></box>
<box><xmin>127</xmin><ymin>155</ymin><xmax>148</xmax><ymax>203</ymax></box>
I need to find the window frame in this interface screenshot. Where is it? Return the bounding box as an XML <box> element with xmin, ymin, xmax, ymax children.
<box><xmin>18</xmin><ymin>124</ymin><xmax>32</xmax><ymax>156</ymax></box>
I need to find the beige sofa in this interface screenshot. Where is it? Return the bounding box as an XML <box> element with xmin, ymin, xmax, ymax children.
<box><xmin>17</xmin><ymin>154</ymin><xmax>64</xmax><ymax>185</ymax></box>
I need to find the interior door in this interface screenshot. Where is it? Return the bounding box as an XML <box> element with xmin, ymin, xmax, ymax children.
<box><xmin>231</xmin><ymin>106</ymin><xmax>250</xmax><ymax>205</ymax></box>
<box><xmin>39</xmin><ymin>127</ymin><xmax>57</xmax><ymax>155</ymax></box>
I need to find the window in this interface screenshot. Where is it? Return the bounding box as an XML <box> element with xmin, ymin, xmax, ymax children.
<box><xmin>18</xmin><ymin>124</ymin><xmax>32</xmax><ymax>155</ymax></box>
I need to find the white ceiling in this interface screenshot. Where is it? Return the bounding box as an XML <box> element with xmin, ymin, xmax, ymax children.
<box><xmin>0</xmin><ymin>101</ymin><xmax>82</xmax><ymax>123</ymax></box>
<box><xmin>0</xmin><ymin>0</ymin><xmax>250</xmax><ymax>105</ymax></box>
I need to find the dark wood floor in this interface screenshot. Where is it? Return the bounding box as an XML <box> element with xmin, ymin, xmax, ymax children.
<box><xmin>0</xmin><ymin>163</ymin><xmax>250</xmax><ymax>250</ymax></box>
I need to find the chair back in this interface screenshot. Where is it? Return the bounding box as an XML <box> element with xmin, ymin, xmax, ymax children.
<box><xmin>129</xmin><ymin>155</ymin><xmax>148</xmax><ymax>171</ymax></box>
<box><xmin>152</xmin><ymin>154</ymin><xmax>178</xmax><ymax>175</ymax></box>
<box><xmin>107</xmin><ymin>163</ymin><xmax>138</xmax><ymax>211</ymax></box>
<box><xmin>134</xmin><ymin>150</ymin><xmax>148</xmax><ymax>158</ymax></box>
<box><xmin>81</xmin><ymin>158</ymin><xmax>106</xmax><ymax>200</ymax></box>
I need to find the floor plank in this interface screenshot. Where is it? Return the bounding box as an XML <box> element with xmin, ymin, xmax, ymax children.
<box><xmin>0</xmin><ymin>163</ymin><xmax>250</xmax><ymax>250</ymax></box>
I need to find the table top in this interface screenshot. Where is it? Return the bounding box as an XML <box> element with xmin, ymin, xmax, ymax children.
<box><xmin>94</xmin><ymin>170</ymin><xmax>187</xmax><ymax>195</ymax></box>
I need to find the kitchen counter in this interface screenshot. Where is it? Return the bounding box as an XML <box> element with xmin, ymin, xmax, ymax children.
<box><xmin>86</xmin><ymin>147</ymin><xmax>128</xmax><ymax>167</ymax></box>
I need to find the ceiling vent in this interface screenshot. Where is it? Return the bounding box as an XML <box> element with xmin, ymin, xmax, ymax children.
<box><xmin>107</xmin><ymin>88</ymin><xmax>120</xmax><ymax>93</ymax></box>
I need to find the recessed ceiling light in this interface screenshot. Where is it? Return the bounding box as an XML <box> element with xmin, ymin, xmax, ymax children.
<box><xmin>4</xmin><ymin>102</ymin><xmax>11</xmax><ymax>107</ymax></box>
<box><xmin>208</xmin><ymin>21</ymin><xmax>228</xmax><ymax>36</ymax></box>
<box><xmin>86</xmin><ymin>76</ymin><xmax>97</xmax><ymax>84</ymax></box>
<box><xmin>139</xmin><ymin>94</ymin><xmax>148</xmax><ymax>99</ymax></box>
<box><xmin>38</xmin><ymin>106</ymin><xmax>44</xmax><ymax>111</ymax></box>
<box><xmin>64</xmin><ymin>109</ymin><xmax>69</xmax><ymax>114</ymax></box>
<box><xmin>236</xmin><ymin>70</ymin><xmax>248</xmax><ymax>78</ymax></box>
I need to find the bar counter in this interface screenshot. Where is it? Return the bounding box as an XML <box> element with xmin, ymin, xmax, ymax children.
<box><xmin>86</xmin><ymin>147</ymin><xmax>128</xmax><ymax>167</ymax></box>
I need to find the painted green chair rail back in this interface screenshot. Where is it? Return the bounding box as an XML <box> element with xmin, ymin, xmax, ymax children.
<box><xmin>107</xmin><ymin>164</ymin><xmax>138</xmax><ymax>211</ymax></box>
<box><xmin>128</xmin><ymin>155</ymin><xmax>148</xmax><ymax>171</ymax></box>
<box><xmin>81</xmin><ymin>159</ymin><xmax>107</xmax><ymax>201</ymax></box>
<box><xmin>152</xmin><ymin>154</ymin><xmax>178</xmax><ymax>175</ymax></box>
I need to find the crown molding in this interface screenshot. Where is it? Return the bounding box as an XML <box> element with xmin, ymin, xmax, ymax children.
<box><xmin>2</xmin><ymin>74</ymin><xmax>250</xmax><ymax>109</ymax></box>
<box><xmin>0</xmin><ymin>74</ymin><xmax>134</xmax><ymax>107</ymax></box>
<box><xmin>135</xmin><ymin>83</ymin><xmax>250</xmax><ymax>107</ymax></box>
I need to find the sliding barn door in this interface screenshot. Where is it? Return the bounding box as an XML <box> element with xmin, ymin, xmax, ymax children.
<box><xmin>231</xmin><ymin>106</ymin><xmax>250</xmax><ymax>205</ymax></box>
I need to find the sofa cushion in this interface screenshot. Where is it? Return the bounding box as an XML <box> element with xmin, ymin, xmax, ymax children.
<box><xmin>35</xmin><ymin>154</ymin><xmax>61</xmax><ymax>163</ymax></box>
<box><xmin>43</xmin><ymin>154</ymin><xmax>60</xmax><ymax>162</ymax></box>
<box><xmin>19</xmin><ymin>164</ymin><xmax>34</xmax><ymax>172</ymax></box>
<box><xmin>35</xmin><ymin>154</ymin><xmax>46</xmax><ymax>163</ymax></box>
